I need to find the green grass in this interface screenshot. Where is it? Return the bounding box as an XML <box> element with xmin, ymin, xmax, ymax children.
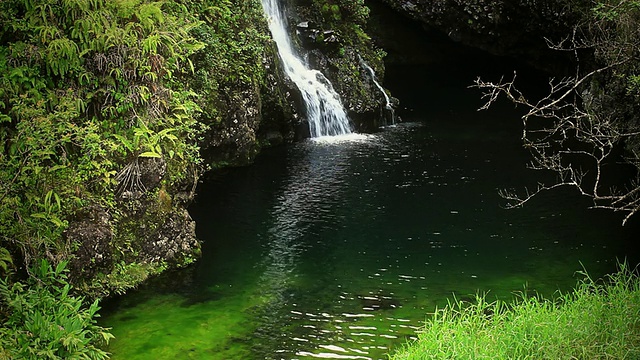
<box><xmin>391</xmin><ymin>263</ymin><xmax>640</xmax><ymax>359</ymax></box>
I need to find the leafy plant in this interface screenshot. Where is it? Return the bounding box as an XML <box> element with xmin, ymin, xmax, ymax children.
<box><xmin>0</xmin><ymin>248</ymin><xmax>12</xmax><ymax>277</ymax></box>
<box><xmin>0</xmin><ymin>259</ymin><xmax>114</xmax><ymax>359</ymax></box>
<box><xmin>628</xmin><ymin>74</ymin><xmax>640</xmax><ymax>95</ymax></box>
<box><xmin>336</xmin><ymin>0</ymin><xmax>369</xmax><ymax>25</ymax></box>
<box><xmin>592</xmin><ymin>0</ymin><xmax>640</xmax><ymax>20</ymax></box>
<box><xmin>0</xmin><ymin>0</ymin><xmax>277</xmax><ymax>299</ymax></box>
<box><xmin>0</xmin><ymin>0</ymin><xmax>207</xmax><ymax>288</ymax></box>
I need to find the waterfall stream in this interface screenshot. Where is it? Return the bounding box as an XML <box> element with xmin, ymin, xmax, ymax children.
<box><xmin>360</xmin><ymin>57</ymin><xmax>395</xmax><ymax>125</ymax></box>
<box><xmin>261</xmin><ymin>0</ymin><xmax>352</xmax><ymax>137</ymax></box>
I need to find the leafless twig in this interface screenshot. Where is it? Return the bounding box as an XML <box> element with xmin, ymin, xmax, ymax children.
<box><xmin>473</xmin><ymin>59</ymin><xmax>639</xmax><ymax>224</ymax></box>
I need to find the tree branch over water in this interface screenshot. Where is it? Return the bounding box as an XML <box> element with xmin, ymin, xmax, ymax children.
<box><xmin>472</xmin><ymin>13</ymin><xmax>640</xmax><ymax>225</ymax></box>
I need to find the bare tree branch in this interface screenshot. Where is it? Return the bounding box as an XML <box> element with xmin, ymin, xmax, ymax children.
<box><xmin>472</xmin><ymin>56</ymin><xmax>639</xmax><ymax>225</ymax></box>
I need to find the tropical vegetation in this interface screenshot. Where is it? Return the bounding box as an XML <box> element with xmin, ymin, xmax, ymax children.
<box><xmin>0</xmin><ymin>260</ymin><xmax>114</xmax><ymax>359</ymax></box>
<box><xmin>0</xmin><ymin>0</ymin><xmax>279</xmax><ymax>356</ymax></box>
<box><xmin>0</xmin><ymin>0</ymin><xmax>208</xmax><ymax>294</ymax></box>
<box><xmin>0</xmin><ymin>0</ymin><xmax>638</xmax><ymax>358</ymax></box>
<box><xmin>0</xmin><ymin>0</ymin><xmax>385</xmax><ymax>357</ymax></box>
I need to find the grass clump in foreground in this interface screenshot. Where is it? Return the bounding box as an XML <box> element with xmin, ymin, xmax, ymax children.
<box><xmin>392</xmin><ymin>263</ymin><xmax>640</xmax><ymax>359</ymax></box>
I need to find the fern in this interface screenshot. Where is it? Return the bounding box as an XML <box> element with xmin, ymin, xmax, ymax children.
<box><xmin>0</xmin><ymin>260</ymin><xmax>114</xmax><ymax>359</ymax></box>
<box><xmin>46</xmin><ymin>37</ymin><xmax>80</xmax><ymax>76</ymax></box>
<box><xmin>137</xmin><ymin>2</ymin><xmax>165</xmax><ymax>30</ymax></box>
<box><xmin>0</xmin><ymin>247</ymin><xmax>12</xmax><ymax>275</ymax></box>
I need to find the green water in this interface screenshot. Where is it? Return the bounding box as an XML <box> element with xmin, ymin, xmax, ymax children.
<box><xmin>101</xmin><ymin>59</ymin><xmax>640</xmax><ymax>359</ymax></box>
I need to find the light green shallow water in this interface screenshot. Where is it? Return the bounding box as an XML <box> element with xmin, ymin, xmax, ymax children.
<box><xmin>101</xmin><ymin>58</ymin><xmax>640</xmax><ymax>359</ymax></box>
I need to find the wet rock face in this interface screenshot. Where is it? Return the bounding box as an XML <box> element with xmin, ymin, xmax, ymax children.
<box><xmin>138</xmin><ymin>207</ymin><xmax>199</xmax><ymax>266</ymax></box>
<box><xmin>287</xmin><ymin>0</ymin><xmax>397</xmax><ymax>131</ymax></box>
<box><xmin>377</xmin><ymin>0</ymin><xmax>582</xmax><ymax>72</ymax></box>
<box><xmin>203</xmin><ymin>82</ymin><xmax>263</xmax><ymax>166</ymax></box>
<box><xmin>302</xmin><ymin>46</ymin><xmax>395</xmax><ymax>131</ymax></box>
<box><xmin>65</xmin><ymin>149</ymin><xmax>201</xmax><ymax>295</ymax></box>
<box><xmin>258</xmin><ymin>48</ymin><xmax>306</xmax><ymax>142</ymax></box>
<box><xmin>65</xmin><ymin>191</ymin><xmax>200</xmax><ymax>296</ymax></box>
<box><xmin>201</xmin><ymin>46</ymin><xmax>302</xmax><ymax>166</ymax></box>
<box><xmin>66</xmin><ymin>205</ymin><xmax>114</xmax><ymax>282</ymax></box>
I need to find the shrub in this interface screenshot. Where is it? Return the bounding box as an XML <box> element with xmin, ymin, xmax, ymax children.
<box><xmin>0</xmin><ymin>260</ymin><xmax>114</xmax><ymax>359</ymax></box>
<box><xmin>0</xmin><ymin>0</ymin><xmax>207</xmax><ymax>295</ymax></box>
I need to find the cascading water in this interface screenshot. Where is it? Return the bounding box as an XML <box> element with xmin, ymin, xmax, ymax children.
<box><xmin>359</xmin><ymin>57</ymin><xmax>395</xmax><ymax>125</ymax></box>
<box><xmin>261</xmin><ymin>0</ymin><xmax>352</xmax><ymax>138</ymax></box>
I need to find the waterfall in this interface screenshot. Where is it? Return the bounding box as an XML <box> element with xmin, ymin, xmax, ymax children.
<box><xmin>359</xmin><ymin>57</ymin><xmax>395</xmax><ymax>125</ymax></box>
<box><xmin>261</xmin><ymin>0</ymin><xmax>352</xmax><ymax>138</ymax></box>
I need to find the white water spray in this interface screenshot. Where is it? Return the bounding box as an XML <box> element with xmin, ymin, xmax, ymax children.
<box><xmin>261</xmin><ymin>0</ymin><xmax>352</xmax><ymax>138</ymax></box>
<box><xmin>359</xmin><ymin>57</ymin><xmax>395</xmax><ymax>125</ymax></box>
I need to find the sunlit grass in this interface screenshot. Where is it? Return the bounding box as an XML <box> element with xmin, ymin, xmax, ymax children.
<box><xmin>392</xmin><ymin>263</ymin><xmax>640</xmax><ymax>359</ymax></box>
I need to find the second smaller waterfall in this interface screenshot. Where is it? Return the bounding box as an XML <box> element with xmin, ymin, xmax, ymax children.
<box><xmin>360</xmin><ymin>57</ymin><xmax>395</xmax><ymax>125</ymax></box>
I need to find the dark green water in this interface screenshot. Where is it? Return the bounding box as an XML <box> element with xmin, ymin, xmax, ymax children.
<box><xmin>101</xmin><ymin>57</ymin><xmax>640</xmax><ymax>359</ymax></box>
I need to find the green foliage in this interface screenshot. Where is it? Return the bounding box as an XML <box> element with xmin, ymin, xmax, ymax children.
<box><xmin>0</xmin><ymin>0</ymin><xmax>206</xmax><ymax>278</ymax></box>
<box><xmin>587</xmin><ymin>0</ymin><xmax>640</xmax><ymax>169</ymax></box>
<box><xmin>336</xmin><ymin>0</ymin><xmax>369</xmax><ymax>25</ymax></box>
<box><xmin>628</xmin><ymin>74</ymin><xmax>640</xmax><ymax>95</ymax></box>
<box><xmin>186</xmin><ymin>0</ymin><xmax>270</xmax><ymax>124</ymax></box>
<box><xmin>0</xmin><ymin>259</ymin><xmax>114</xmax><ymax>359</ymax></box>
<box><xmin>83</xmin><ymin>261</ymin><xmax>168</xmax><ymax>296</ymax></box>
<box><xmin>305</xmin><ymin>0</ymin><xmax>371</xmax><ymax>49</ymax></box>
<box><xmin>592</xmin><ymin>0</ymin><xmax>640</xmax><ymax>20</ymax></box>
<box><xmin>0</xmin><ymin>0</ymin><xmax>280</xmax><ymax>302</ymax></box>
<box><xmin>322</xmin><ymin>4</ymin><xmax>341</xmax><ymax>21</ymax></box>
<box><xmin>315</xmin><ymin>0</ymin><xmax>369</xmax><ymax>26</ymax></box>
<box><xmin>590</xmin><ymin>0</ymin><xmax>640</xmax><ymax>70</ymax></box>
<box><xmin>0</xmin><ymin>247</ymin><xmax>12</xmax><ymax>276</ymax></box>
<box><xmin>392</xmin><ymin>264</ymin><xmax>640</xmax><ymax>359</ymax></box>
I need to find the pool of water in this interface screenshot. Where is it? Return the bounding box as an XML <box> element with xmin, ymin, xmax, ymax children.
<box><xmin>101</xmin><ymin>117</ymin><xmax>640</xmax><ymax>359</ymax></box>
<box><xmin>100</xmin><ymin>43</ymin><xmax>640</xmax><ymax>359</ymax></box>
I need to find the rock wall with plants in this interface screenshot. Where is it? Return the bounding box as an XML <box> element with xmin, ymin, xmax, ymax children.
<box><xmin>0</xmin><ymin>0</ymin><xmax>300</xmax><ymax>298</ymax></box>
<box><xmin>0</xmin><ymin>0</ymin><xmax>394</xmax><ymax>299</ymax></box>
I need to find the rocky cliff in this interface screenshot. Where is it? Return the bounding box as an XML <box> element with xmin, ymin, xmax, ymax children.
<box><xmin>374</xmin><ymin>0</ymin><xmax>587</xmax><ymax>73</ymax></box>
<box><xmin>66</xmin><ymin>1</ymin><xmax>307</xmax><ymax>297</ymax></box>
<box><xmin>286</xmin><ymin>0</ymin><xmax>396</xmax><ymax>130</ymax></box>
<box><xmin>0</xmin><ymin>0</ymin><xmax>310</xmax><ymax>297</ymax></box>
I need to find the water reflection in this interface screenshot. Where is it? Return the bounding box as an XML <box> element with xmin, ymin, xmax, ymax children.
<box><xmin>244</xmin><ymin>121</ymin><xmax>640</xmax><ymax>359</ymax></box>
<box><xmin>253</xmin><ymin>135</ymin><xmax>383</xmax><ymax>357</ymax></box>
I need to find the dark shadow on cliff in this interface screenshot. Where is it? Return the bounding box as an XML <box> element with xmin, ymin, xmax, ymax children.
<box><xmin>381</xmin><ymin>29</ymin><xmax>551</xmax><ymax>123</ymax></box>
<box><xmin>365</xmin><ymin>0</ymin><xmax>552</xmax><ymax>122</ymax></box>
